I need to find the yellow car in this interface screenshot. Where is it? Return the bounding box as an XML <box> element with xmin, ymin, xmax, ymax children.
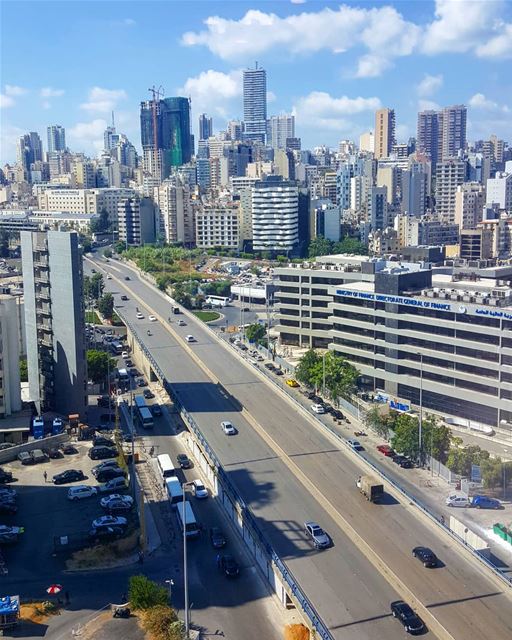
<box><xmin>286</xmin><ymin>379</ymin><xmax>299</xmax><ymax>388</ymax></box>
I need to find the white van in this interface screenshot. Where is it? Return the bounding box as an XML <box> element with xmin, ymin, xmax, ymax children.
<box><xmin>165</xmin><ymin>477</ymin><xmax>183</xmax><ymax>505</ymax></box>
<box><xmin>185</xmin><ymin>335</ymin><xmax>195</xmax><ymax>343</ymax></box>
<box><xmin>157</xmin><ymin>453</ymin><xmax>176</xmax><ymax>479</ymax></box>
<box><xmin>68</xmin><ymin>485</ymin><xmax>97</xmax><ymax>501</ymax></box>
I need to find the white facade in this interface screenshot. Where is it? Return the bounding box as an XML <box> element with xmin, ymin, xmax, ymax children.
<box><xmin>435</xmin><ymin>159</ymin><xmax>466</xmax><ymax>223</ymax></box>
<box><xmin>195</xmin><ymin>204</ymin><xmax>239</xmax><ymax>249</ymax></box>
<box><xmin>359</xmin><ymin>131</ymin><xmax>374</xmax><ymax>153</ymax></box>
<box><xmin>267</xmin><ymin>114</ymin><xmax>295</xmax><ymax>149</ymax></box>
<box><xmin>252</xmin><ymin>178</ymin><xmax>299</xmax><ymax>251</ymax></box>
<box><xmin>486</xmin><ymin>172</ymin><xmax>512</xmax><ymax>212</ymax></box>
<box><xmin>38</xmin><ymin>187</ymin><xmax>135</xmax><ymax>221</ymax></box>
<box><xmin>154</xmin><ymin>179</ymin><xmax>195</xmax><ymax>244</ymax></box>
<box><xmin>454</xmin><ymin>183</ymin><xmax>486</xmax><ymax>230</ymax></box>
<box><xmin>0</xmin><ymin>295</ymin><xmax>22</xmax><ymax>418</ymax></box>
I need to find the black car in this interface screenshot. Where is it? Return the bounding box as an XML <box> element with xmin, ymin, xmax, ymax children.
<box><xmin>151</xmin><ymin>405</ymin><xmax>162</xmax><ymax>417</ymax></box>
<box><xmin>93</xmin><ymin>435</ymin><xmax>114</xmax><ymax>447</ymax></box>
<box><xmin>96</xmin><ymin>467</ymin><xmax>126</xmax><ymax>483</ymax></box>
<box><xmin>124</xmin><ymin>276</ymin><xmax>130</xmax><ymax>281</ymax></box>
<box><xmin>92</xmin><ymin>460</ymin><xmax>120</xmax><ymax>477</ymax></box>
<box><xmin>331</xmin><ymin>409</ymin><xmax>345</xmax><ymax>420</ymax></box>
<box><xmin>89</xmin><ymin>525</ymin><xmax>124</xmax><ymax>542</ymax></box>
<box><xmin>210</xmin><ymin>527</ymin><xmax>227</xmax><ymax>549</ymax></box>
<box><xmin>412</xmin><ymin>546</ymin><xmax>438</xmax><ymax>568</ymax></box>
<box><xmin>129</xmin><ymin>368</ymin><xmax>140</xmax><ymax>377</ymax></box>
<box><xmin>274</xmin><ymin>369</ymin><xmax>284</xmax><ymax>376</ymax></box>
<box><xmin>121</xmin><ymin>295</ymin><xmax>129</xmax><ymax>301</ymax></box>
<box><xmin>177</xmin><ymin>454</ymin><xmax>191</xmax><ymax>469</ymax></box>
<box><xmin>61</xmin><ymin>443</ymin><xmax>79</xmax><ymax>455</ymax></box>
<box><xmin>390</xmin><ymin>600</ymin><xmax>425</xmax><ymax>634</ymax></box>
<box><xmin>264</xmin><ymin>363</ymin><xmax>275</xmax><ymax>371</ymax></box>
<box><xmin>143</xmin><ymin>389</ymin><xmax>155</xmax><ymax>400</ymax></box>
<box><xmin>88</xmin><ymin>445</ymin><xmax>117</xmax><ymax>460</ymax></box>
<box><xmin>399</xmin><ymin>458</ymin><xmax>414</xmax><ymax>469</ymax></box>
<box><xmin>219</xmin><ymin>555</ymin><xmax>239</xmax><ymax>578</ymax></box>
<box><xmin>45</xmin><ymin>448</ymin><xmax>63</xmax><ymax>459</ymax></box>
<box><xmin>392</xmin><ymin>454</ymin><xmax>407</xmax><ymax>465</ymax></box>
<box><xmin>137</xmin><ymin>378</ymin><xmax>147</xmax><ymax>388</ymax></box>
<box><xmin>0</xmin><ymin>468</ymin><xmax>13</xmax><ymax>484</ymax></box>
<box><xmin>52</xmin><ymin>469</ymin><xmax>86</xmax><ymax>485</ymax></box>
<box><xmin>125</xmin><ymin>359</ymin><xmax>133</xmax><ymax>368</ymax></box>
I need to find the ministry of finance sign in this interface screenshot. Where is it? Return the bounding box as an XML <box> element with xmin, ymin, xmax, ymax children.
<box><xmin>335</xmin><ymin>289</ymin><xmax>452</xmax><ymax>311</ymax></box>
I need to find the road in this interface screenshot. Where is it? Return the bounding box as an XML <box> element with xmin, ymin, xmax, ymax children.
<box><xmin>88</xmin><ymin>254</ymin><xmax>512</xmax><ymax>640</ymax></box>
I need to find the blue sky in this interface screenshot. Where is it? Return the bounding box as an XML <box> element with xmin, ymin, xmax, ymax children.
<box><xmin>1</xmin><ymin>0</ymin><xmax>511</xmax><ymax>163</ymax></box>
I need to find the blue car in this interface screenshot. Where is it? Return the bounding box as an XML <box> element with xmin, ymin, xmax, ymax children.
<box><xmin>471</xmin><ymin>495</ymin><xmax>501</xmax><ymax>510</ymax></box>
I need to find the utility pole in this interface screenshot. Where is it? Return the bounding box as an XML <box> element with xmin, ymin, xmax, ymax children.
<box><xmin>418</xmin><ymin>352</ymin><xmax>423</xmax><ymax>465</ymax></box>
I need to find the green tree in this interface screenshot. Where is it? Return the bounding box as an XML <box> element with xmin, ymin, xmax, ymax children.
<box><xmin>84</xmin><ymin>273</ymin><xmax>104</xmax><ymax>301</ymax></box>
<box><xmin>103</xmin><ymin>248</ymin><xmax>112</xmax><ymax>259</ymax></box>
<box><xmin>364</xmin><ymin>406</ymin><xmax>396</xmax><ymax>440</ymax></box>
<box><xmin>323</xmin><ymin>352</ymin><xmax>359</xmax><ymax>401</ymax></box>
<box><xmin>98</xmin><ymin>293</ymin><xmax>114</xmax><ymax>319</ymax></box>
<box><xmin>481</xmin><ymin>458</ymin><xmax>503</xmax><ymax>489</ymax></box>
<box><xmin>87</xmin><ymin>350</ymin><xmax>115</xmax><ymax>384</ymax></box>
<box><xmin>245</xmin><ymin>323</ymin><xmax>266</xmax><ymax>343</ymax></box>
<box><xmin>141</xmin><ymin>605</ymin><xmax>185</xmax><ymax>640</ymax></box>
<box><xmin>173</xmin><ymin>283</ymin><xmax>192</xmax><ymax>309</ymax></box>
<box><xmin>334</xmin><ymin>237</ymin><xmax>368</xmax><ymax>255</ymax></box>
<box><xmin>90</xmin><ymin>209</ymin><xmax>111</xmax><ymax>234</ymax></box>
<box><xmin>128</xmin><ymin>575</ymin><xmax>169</xmax><ymax>610</ymax></box>
<box><xmin>422</xmin><ymin>416</ymin><xmax>452</xmax><ymax>463</ymax></box>
<box><xmin>295</xmin><ymin>349</ymin><xmax>322</xmax><ymax>389</ymax></box>
<box><xmin>445</xmin><ymin>444</ymin><xmax>490</xmax><ymax>477</ymax></box>
<box><xmin>308</xmin><ymin>236</ymin><xmax>333</xmax><ymax>258</ymax></box>
<box><xmin>391</xmin><ymin>413</ymin><xmax>421</xmax><ymax>459</ymax></box>
<box><xmin>19</xmin><ymin>358</ymin><xmax>28</xmax><ymax>383</ymax></box>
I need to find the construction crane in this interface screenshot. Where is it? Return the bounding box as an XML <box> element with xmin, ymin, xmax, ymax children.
<box><xmin>148</xmin><ymin>85</ymin><xmax>164</xmax><ymax>177</ymax></box>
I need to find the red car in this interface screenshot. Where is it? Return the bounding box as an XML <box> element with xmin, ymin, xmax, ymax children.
<box><xmin>377</xmin><ymin>444</ymin><xmax>395</xmax><ymax>457</ymax></box>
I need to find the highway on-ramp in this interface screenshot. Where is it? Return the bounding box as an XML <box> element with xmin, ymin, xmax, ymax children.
<box><xmin>88</xmin><ymin>255</ymin><xmax>512</xmax><ymax>640</ymax></box>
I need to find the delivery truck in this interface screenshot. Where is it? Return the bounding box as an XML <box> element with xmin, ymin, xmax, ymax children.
<box><xmin>356</xmin><ymin>475</ymin><xmax>384</xmax><ymax>503</ymax></box>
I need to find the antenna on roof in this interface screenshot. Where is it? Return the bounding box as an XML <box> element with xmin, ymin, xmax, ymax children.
<box><xmin>111</xmin><ymin>111</ymin><xmax>115</xmax><ymax>129</ymax></box>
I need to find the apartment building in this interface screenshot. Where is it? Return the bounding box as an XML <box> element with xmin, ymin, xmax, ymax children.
<box><xmin>117</xmin><ymin>197</ymin><xmax>156</xmax><ymax>247</ymax></box>
<box><xmin>195</xmin><ymin>203</ymin><xmax>239</xmax><ymax>249</ymax></box>
<box><xmin>0</xmin><ymin>295</ymin><xmax>22</xmax><ymax>418</ymax></box>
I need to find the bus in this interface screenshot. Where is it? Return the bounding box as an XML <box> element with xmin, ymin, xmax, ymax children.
<box><xmin>157</xmin><ymin>453</ymin><xmax>176</xmax><ymax>479</ymax></box>
<box><xmin>175</xmin><ymin>500</ymin><xmax>200</xmax><ymax>538</ymax></box>
<box><xmin>165</xmin><ymin>477</ymin><xmax>182</xmax><ymax>504</ymax></box>
<box><xmin>205</xmin><ymin>295</ymin><xmax>230</xmax><ymax>308</ymax></box>
<box><xmin>134</xmin><ymin>395</ymin><xmax>154</xmax><ymax>429</ymax></box>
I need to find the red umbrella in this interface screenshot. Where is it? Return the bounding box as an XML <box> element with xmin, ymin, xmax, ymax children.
<box><xmin>46</xmin><ymin>584</ymin><xmax>63</xmax><ymax>595</ymax></box>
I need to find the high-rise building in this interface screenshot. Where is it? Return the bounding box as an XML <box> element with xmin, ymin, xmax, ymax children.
<box><xmin>140</xmin><ymin>96</ymin><xmax>192</xmax><ymax>182</ymax></box>
<box><xmin>154</xmin><ymin>177</ymin><xmax>195</xmax><ymax>244</ymax></box>
<box><xmin>195</xmin><ymin>203</ymin><xmax>239</xmax><ymax>249</ymax></box>
<box><xmin>21</xmin><ymin>230</ymin><xmax>86</xmax><ymax>417</ymax></box>
<box><xmin>367</xmin><ymin>186</ymin><xmax>388</xmax><ymax>230</ymax></box>
<box><xmin>17</xmin><ymin>132</ymin><xmax>43</xmax><ymax>179</ymax></box>
<box><xmin>252</xmin><ymin>176</ymin><xmax>298</xmax><ymax>252</ymax></box>
<box><xmin>198</xmin><ymin>114</ymin><xmax>213</xmax><ymax>141</ymax></box>
<box><xmin>117</xmin><ymin>197</ymin><xmax>156</xmax><ymax>246</ymax></box>
<box><xmin>227</xmin><ymin>120</ymin><xmax>243</xmax><ymax>141</ymax></box>
<box><xmin>435</xmin><ymin>158</ymin><xmax>466</xmax><ymax>223</ymax></box>
<box><xmin>359</xmin><ymin>131</ymin><xmax>375</xmax><ymax>154</ymax></box>
<box><xmin>454</xmin><ymin>183</ymin><xmax>486</xmax><ymax>230</ymax></box>
<box><xmin>0</xmin><ymin>295</ymin><xmax>22</xmax><ymax>418</ymax></box>
<box><xmin>374</xmin><ymin>109</ymin><xmax>396</xmax><ymax>160</ymax></box>
<box><xmin>486</xmin><ymin>172</ymin><xmax>512</xmax><ymax>211</ymax></box>
<box><xmin>401</xmin><ymin>167</ymin><xmax>427</xmax><ymax>217</ymax></box>
<box><xmin>336</xmin><ymin>157</ymin><xmax>364</xmax><ymax>211</ymax></box>
<box><xmin>417</xmin><ymin>105</ymin><xmax>467</xmax><ymax>166</ymax></box>
<box><xmin>267</xmin><ymin>114</ymin><xmax>295</xmax><ymax>149</ymax></box>
<box><xmin>376</xmin><ymin>165</ymin><xmax>398</xmax><ymax>204</ymax></box>
<box><xmin>47</xmin><ymin>125</ymin><xmax>66</xmax><ymax>153</ymax></box>
<box><xmin>417</xmin><ymin>110</ymin><xmax>441</xmax><ymax>167</ymax></box>
<box><xmin>243</xmin><ymin>64</ymin><xmax>267</xmax><ymax>143</ymax></box>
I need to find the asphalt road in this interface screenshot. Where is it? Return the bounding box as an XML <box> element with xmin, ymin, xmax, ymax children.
<box><xmin>88</xmin><ymin>254</ymin><xmax>512</xmax><ymax>640</ymax></box>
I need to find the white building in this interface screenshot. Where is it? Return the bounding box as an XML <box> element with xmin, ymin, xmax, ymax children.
<box><xmin>0</xmin><ymin>295</ymin><xmax>22</xmax><ymax>418</ymax></box>
<box><xmin>117</xmin><ymin>197</ymin><xmax>156</xmax><ymax>246</ymax></box>
<box><xmin>252</xmin><ymin>177</ymin><xmax>299</xmax><ymax>252</ymax></box>
<box><xmin>154</xmin><ymin>178</ymin><xmax>195</xmax><ymax>244</ymax></box>
<box><xmin>38</xmin><ymin>187</ymin><xmax>135</xmax><ymax>223</ymax></box>
<box><xmin>195</xmin><ymin>204</ymin><xmax>239</xmax><ymax>249</ymax></box>
<box><xmin>435</xmin><ymin>158</ymin><xmax>466</xmax><ymax>223</ymax></box>
<box><xmin>266</xmin><ymin>114</ymin><xmax>295</xmax><ymax>150</ymax></box>
<box><xmin>454</xmin><ymin>183</ymin><xmax>486</xmax><ymax>230</ymax></box>
<box><xmin>359</xmin><ymin>131</ymin><xmax>374</xmax><ymax>154</ymax></box>
<box><xmin>486</xmin><ymin>172</ymin><xmax>512</xmax><ymax>212</ymax></box>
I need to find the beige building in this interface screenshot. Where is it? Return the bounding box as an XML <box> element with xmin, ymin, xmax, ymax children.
<box><xmin>459</xmin><ymin>228</ymin><xmax>493</xmax><ymax>260</ymax></box>
<box><xmin>359</xmin><ymin>131</ymin><xmax>374</xmax><ymax>153</ymax></box>
<box><xmin>454</xmin><ymin>182</ymin><xmax>486</xmax><ymax>230</ymax></box>
<box><xmin>195</xmin><ymin>203</ymin><xmax>239</xmax><ymax>249</ymax></box>
<box><xmin>154</xmin><ymin>179</ymin><xmax>195</xmax><ymax>245</ymax></box>
<box><xmin>435</xmin><ymin>159</ymin><xmax>466</xmax><ymax>223</ymax></box>
<box><xmin>376</xmin><ymin>165</ymin><xmax>398</xmax><ymax>204</ymax></box>
<box><xmin>374</xmin><ymin>108</ymin><xmax>395</xmax><ymax>160</ymax></box>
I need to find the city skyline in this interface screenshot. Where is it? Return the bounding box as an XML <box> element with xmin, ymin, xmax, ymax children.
<box><xmin>1</xmin><ymin>0</ymin><xmax>511</xmax><ymax>163</ymax></box>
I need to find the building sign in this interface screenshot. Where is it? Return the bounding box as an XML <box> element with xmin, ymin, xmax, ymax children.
<box><xmin>471</xmin><ymin>464</ymin><xmax>481</xmax><ymax>483</ymax></box>
<box><xmin>335</xmin><ymin>289</ymin><xmax>452</xmax><ymax>311</ymax></box>
<box><xmin>389</xmin><ymin>400</ymin><xmax>410</xmax><ymax>412</ymax></box>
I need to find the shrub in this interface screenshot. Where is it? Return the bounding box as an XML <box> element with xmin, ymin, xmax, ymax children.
<box><xmin>141</xmin><ymin>605</ymin><xmax>185</xmax><ymax>640</ymax></box>
<box><xmin>128</xmin><ymin>575</ymin><xmax>169</xmax><ymax>610</ymax></box>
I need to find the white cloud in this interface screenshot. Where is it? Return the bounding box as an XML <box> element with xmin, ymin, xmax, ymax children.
<box><xmin>355</xmin><ymin>55</ymin><xmax>392</xmax><ymax>78</ymax></box>
<box><xmin>416</xmin><ymin>74</ymin><xmax>443</xmax><ymax>97</ymax></box>
<box><xmin>68</xmin><ymin>119</ymin><xmax>108</xmax><ymax>154</ymax></box>
<box><xmin>476</xmin><ymin>23</ymin><xmax>512</xmax><ymax>58</ymax></box>
<box><xmin>290</xmin><ymin>0</ymin><xmax>306</xmax><ymax>4</ymax></box>
<box><xmin>468</xmin><ymin>93</ymin><xmax>510</xmax><ymax>112</ymax></box>
<box><xmin>122</xmin><ymin>18</ymin><xmax>136</xmax><ymax>26</ymax></box>
<box><xmin>178</xmin><ymin>69</ymin><xmax>242</xmax><ymax>121</ymax></box>
<box><xmin>292</xmin><ymin>91</ymin><xmax>381</xmax><ymax>130</ymax></box>
<box><xmin>40</xmin><ymin>87</ymin><xmax>65</xmax><ymax>98</ymax></box>
<box><xmin>4</xmin><ymin>85</ymin><xmax>28</xmax><ymax>96</ymax></box>
<box><xmin>267</xmin><ymin>91</ymin><xmax>277</xmax><ymax>103</ymax></box>
<box><xmin>0</xmin><ymin>94</ymin><xmax>15</xmax><ymax>108</ymax></box>
<box><xmin>80</xmin><ymin>87</ymin><xmax>127</xmax><ymax>113</ymax></box>
<box><xmin>418</xmin><ymin>99</ymin><xmax>441</xmax><ymax>112</ymax></box>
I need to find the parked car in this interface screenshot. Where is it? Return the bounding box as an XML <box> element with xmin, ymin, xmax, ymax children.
<box><xmin>52</xmin><ymin>469</ymin><xmax>86</xmax><ymax>485</ymax></box>
<box><xmin>92</xmin><ymin>460</ymin><xmax>120</xmax><ymax>477</ymax></box>
<box><xmin>274</xmin><ymin>369</ymin><xmax>283</xmax><ymax>376</ymax></box>
<box><xmin>286</xmin><ymin>379</ymin><xmax>299</xmax><ymax>387</ymax></box>
<box><xmin>0</xmin><ymin>525</ymin><xmax>23</xmax><ymax>545</ymax></box>
<box><xmin>348</xmin><ymin>439</ymin><xmax>364</xmax><ymax>451</ymax></box>
<box><xmin>390</xmin><ymin>600</ymin><xmax>425</xmax><ymax>634</ymax></box>
<box><xmin>17</xmin><ymin>452</ymin><xmax>33</xmax><ymax>465</ymax></box>
<box><xmin>92</xmin><ymin>435</ymin><xmax>114</xmax><ymax>447</ymax></box>
<box><xmin>0</xmin><ymin>468</ymin><xmax>13</xmax><ymax>484</ymax></box>
<box><xmin>221</xmin><ymin>421</ymin><xmax>236</xmax><ymax>435</ymax></box>
<box><xmin>210</xmin><ymin>527</ymin><xmax>227</xmax><ymax>548</ymax></box>
<box><xmin>310</xmin><ymin>404</ymin><xmax>325</xmax><ymax>414</ymax></box>
<box><xmin>137</xmin><ymin>378</ymin><xmax>147</xmax><ymax>387</ymax></box>
<box><xmin>446</xmin><ymin>494</ymin><xmax>470</xmax><ymax>508</ymax></box>
<box><xmin>30</xmin><ymin>449</ymin><xmax>47</xmax><ymax>464</ymax></box>
<box><xmin>68</xmin><ymin>485</ymin><xmax>97</xmax><ymax>501</ymax></box>
<box><xmin>151</xmin><ymin>405</ymin><xmax>162</xmax><ymax>417</ymax></box>
<box><xmin>219</xmin><ymin>555</ymin><xmax>240</xmax><ymax>578</ymax></box>
<box><xmin>89</xmin><ymin>525</ymin><xmax>125</xmax><ymax>542</ymax></box>
<box><xmin>264</xmin><ymin>363</ymin><xmax>275</xmax><ymax>371</ymax></box>
<box><xmin>392</xmin><ymin>454</ymin><xmax>407</xmax><ymax>465</ymax></box>
<box><xmin>399</xmin><ymin>458</ymin><xmax>414</xmax><ymax>469</ymax></box>
<box><xmin>192</xmin><ymin>480</ymin><xmax>208</xmax><ymax>499</ymax></box>
<box><xmin>471</xmin><ymin>495</ymin><xmax>502</xmax><ymax>509</ymax></box>
<box><xmin>92</xmin><ymin>515</ymin><xmax>127</xmax><ymax>529</ymax></box>
<box><xmin>304</xmin><ymin>521</ymin><xmax>331</xmax><ymax>549</ymax></box>
<box><xmin>377</xmin><ymin>444</ymin><xmax>395</xmax><ymax>457</ymax></box>
<box><xmin>177</xmin><ymin>454</ymin><xmax>191</xmax><ymax>469</ymax></box>
<box><xmin>100</xmin><ymin>494</ymin><xmax>134</xmax><ymax>513</ymax></box>
<box><xmin>412</xmin><ymin>546</ymin><xmax>438</xmax><ymax>568</ymax></box>
<box><xmin>96</xmin><ymin>467</ymin><xmax>126</xmax><ymax>483</ymax></box>
<box><xmin>45</xmin><ymin>447</ymin><xmax>63</xmax><ymax>459</ymax></box>
<box><xmin>143</xmin><ymin>389</ymin><xmax>155</xmax><ymax>400</ymax></box>
<box><xmin>97</xmin><ymin>476</ymin><xmax>128</xmax><ymax>493</ymax></box>
<box><xmin>61</xmin><ymin>443</ymin><xmax>79</xmax><ymax>455</ymax></box>
<box><xmin>89</xmin><ymin>446</ymin><xmax>117</xmax><ymax>460</ymax></box>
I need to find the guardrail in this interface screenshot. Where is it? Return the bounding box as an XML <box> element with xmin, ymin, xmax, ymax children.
<box><xmin>117</xmin><ymin>308</ymin><xmax>334</xmax><ymax>640</ymax></box>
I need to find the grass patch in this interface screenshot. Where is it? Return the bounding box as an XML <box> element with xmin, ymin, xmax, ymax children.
<box><xmin>85</xmin><ymin>310</ymin><xmax>102</xmax><ymax>324</ymax></box>
<box><xmin>21</xmin><ymin>601</ymin><xmax>60</xmax><ymax>624</ymax></box>
<box><xmin>111</xmin><ymin>311</ymin><xmax>124</xmax><ymax>326</ymax></box>
<box><xmin>192</xmin><ymin>310</ymin><xmax>221</xmax><ymax>322</ymax></box>
<box><xmin>66</xmin><ymin>528</ymin><xmax>140</xmax><ymax>570</ymax></box>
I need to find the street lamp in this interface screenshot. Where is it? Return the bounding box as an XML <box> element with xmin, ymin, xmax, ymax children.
<box><xmin>182</xmin><ymin>481</ymin><xmax>194</xmax><ymax>638</ymax></box>
<box><xmin>418</xmin><ymin>352</ymin><xmax>424</xmax><ymax>465</ymax></box>
<box><xmin>165</xmin><ymin>579</ymin><xmax>174</xmax><ymax>604</ymax></box>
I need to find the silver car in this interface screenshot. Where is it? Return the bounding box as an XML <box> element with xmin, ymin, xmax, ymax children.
<box><xmin>304</xmin><ymin>521</ymin><xmax>330</xmax><ymax>549</ymax></box>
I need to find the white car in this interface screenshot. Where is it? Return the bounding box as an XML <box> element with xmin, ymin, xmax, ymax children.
<box><xmin>185</xmin><ymin>335</ymin><xmax>195</xmax><ymax>343</ymax></box>
<box><xmin>92</xmin><ymin>515</ymin><xmax>127</xmax><ymax>529</ymax></box>
<box><xmin>192</xmin><ymin>480</ymin><xmax>208</xmax><ymax>499</ymax></box>
<box><xmin>446</xmin><ymin>494</ymin><xmax>470</xmax><ymax>508</ymax></box>
<box><xmin>311</xmin><ymin>403</ymin><xmax>325</xmax><ymax>414</ymax></box>
<box><xmin>149</xmin><ymin>315</ymin><xmax>157</xmax><ymax>322</ymax></box>
<box><xmin>107</xmin><ymin>274</ymin><xmax>112</xmax><ymax>280</ymax></box>
<box><xmin>136</xmin><ymin>312</ymin><xmax>144</xmax><ymax>320</ymax></box>
<box><xmin>178</xmin><ymin>319</ymin><xmax>186</xmax><ymax>326</ymax></box>
<box><xmin>121</xmin><ymin>351</ymin><xmax>129</xmax><ymax>359</ymax></box>
<box><xmin>100</xmin><ymin>494</ymin><xmax>134</xmax><ymax>509</ymax></box>
<box><xmin>68</xmin><ymin>485</ymin><xmax>97</xmax><ymax>501</ymax></box>
<box><xmin>97</xmin><ymin>476</ymin><xmax>128</xmax><ymax>493</ymax></box>
<box><xmin>221</xmin><ymin>421</ymin><xmax>236</xmax><ymax>435</ymax></box>
<box><xmin>348</xmin><ymin>439</ymin><xmax>364</xmax><ymax>451</ymax></box>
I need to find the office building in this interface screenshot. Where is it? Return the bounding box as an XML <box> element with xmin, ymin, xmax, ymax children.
<box><xmin>367</xmin><ymin>186</ymin><xmax>388</xmax><ymax>231</ymax></box>
<box><xmin>21</xmin><ymin>230</ymin><xmax>86</xmax><ymax>417</ymax></box>
<box><xmin>243</xmin><ymin>64</ymin><xmax>267</xmax><ymax>143</ymax></box>
<box><xmin>459</xmin><ymin>228</ymin><xmax>493</xmax><ymax>260</ymax></box>
<box><xmin>117</xmin><ymin>197</ymin><xmax>156</xmax><ymax>246</ymax></box>
<box><xmin>47</xmin><ymin>125</ymin><xmax>66</xmax><ymax>153</ymax></box>
<box><xmin>440</xmin><ymin>105</ymin><xmax>467</xmax><ymax>159</ymax></box>
<box><xmin>486</xmin><ymin>172</ymin><xmax>512</xmax><ymax>211</ymax></box>
<box><xmin>140</xmin><ymin>96</ymin><xmax>192</xmax><ymax>182</ymax></box>
<box><xmin>195</xmin><ymin>203</ymin><xmax>239</xmax><ymax>249</ymax></box>
<box><xmin>395</xmin><ymin>215</ymin><xmax>459</xmax><ymax>247</ymax></box>
<box><xmin>286</xmin><ymin>137</ymin><xmax>301</xmax><ymax>151</ymax></box>
<box><xmin>275</xmin><ymin>256</ymin><xmax>512</xmax><ymax>429</ymax></box>
<box><xmin>435</xmin><ymin>159</ymin><xmax>466</xmax><ymax>223</ymax></box>
<box><xmin>252</xmin><ymin>176</ymin><xmax>298</xmax><ymax>252</ymax></box>
<box><xmin>227</xmin><ymin>120</ymin><xmax>243</xmax><ymax>142</ymax></box>
<box><xmin>375</xmin><ymin>109</ymin><xmax>396</xmax><ymax>160</ymax></box>
<box><xmin>0</xmin><ymin>295</ymin><xmax>22</xmax><ymax>418</ymax></box>
<box><xmin>401</xmin><ymin>167</ymin><xmax>427</xmax><ymax>217</ymax></box>
<box><xmin>154</xmin><ymin>178</ymin><xmax>195</xmax><ymax>244</ymax></box>
<box><xmin>274</xmin><ymin>149</ymin><xmax>295</xmax><ymax>181</ymax></box>
<box><xmin>376</xmin><ymin>165</ymin><xmax>398</xmax><ymax>204</ymax></box>
<box><xmin>103</xmin><ymin>124</ymin><xmax>120</xmax><ymax>151</ymax></box>
<box><xmin>38</xmin><ymin>187</ymin><xmax>135</xmax><ymax>222</ymax></box>
<box><xmin>267</xmin><ymin>114</ymin><xmax>295</xmax><ymax>150</ymax></box>
<box><xmin>417</xmin><ymin>110</ymin><xmax>441</xmax><ymax>167</ymax></box>
<box><xmin>454</xmin><ymin>183</ymin><xmax>486</xmax><ymax>230</ymax></box>
<box><xmin>73</xmin><ymin>160</ymin><xmax>96</xmax><ymax>189</ymax></box>
<box><xmin>17</xmin><ymin>132</ymin><xmax>43</xmax><ymax>180</ymax></box>
<box><xmin>311</xmin><ymin>199</ymin><xmax>340</xmax><ymax>242</ymax></box>
<box><xmin>199</xmin><ymin>114</ymin><xmax>213</xmax><ymax>141</ymax></box>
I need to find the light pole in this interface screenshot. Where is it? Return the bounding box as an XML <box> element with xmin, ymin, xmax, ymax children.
<box><xmin>418</xmin><ymin>352</ymin><xmax>424</xmax><ymax>465</ymax></box>
<box><xmin>165</xmin><ymin>579</ymin><xmax>174</xmax><ymax>604</ymax></box>
<box><xmin>182</xmin><ymin>481</ymin><xmax>194</xmax><ymax>638</ymax></box>
<box><xmin>129</xmin><ymin>377</ymin><xmax>136</xmax><ymax>499</ymax></box>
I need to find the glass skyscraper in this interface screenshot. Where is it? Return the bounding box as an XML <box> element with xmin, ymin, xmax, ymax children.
<box><xmin>47</xmin><ymin>125</ymin><xmax>66</xmax><ymax>153</ymax></box>
<box><xmin>243</xmin><ymin>64</ymin><xmax>267</xmax><ymax>143</ymax></box>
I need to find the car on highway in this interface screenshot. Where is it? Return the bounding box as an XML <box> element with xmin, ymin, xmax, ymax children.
<box><xmin>377</xmin><ymin>444</ymin><xmax>395</xmax><ymax>457</ymax></box>
<box><xmin>274</xmin><ymin>368</ymin><xmax>283</xmax><ymax>376</ymax></box>
<box><xmin>446</xmin><ymin>494</ymin><xmax>470</xmax><ymax>508</ymax></box>
<box><xmin>221</xmin><ymin>421</ymin><xmax>236</xmax><ymax>435</ymax></box>
<box><xmin>471</xmin><ymin>495</ymin><xmax>502</xmax><ymax>509</ymax></box>
<box><xmin>136</xmin><ymin>312</ymin><xmax>144</xmax><ymax>319</ymax></box>
<box><xmin>219</xmin><ymin>555</ymin><xmax>240</xmax><ymax>578</ymax></box>
<box><xmin>286</xmin><ymin>379</ymin><xmax>299</xmax><ymax>387</ymax></box>
<box><xmin>192</xmin><ymin>480</ymin><xmax>208</xmax><ymax>499</ymax></box>
<box><xmin>0</xmin><ymin>525</ymin><xmax>23</xmax><ymax>544</ymax></box>
<box><xmin>412</xmin><ymin>546</ymin><xmax>438</xmax><ymax>568</ymax></box>
<box><xmin>143</xmin><ymin>389</ymin><xmax>155</xmax><ymax>400</ymax></box>
<box><xmin>177</xmin><ymin>453</ymin><xmax>192</xmax><ymax>469</ymax></box>
<box><xmin>210</xmin><ymin>527</ymin><xmax>227</xmax><ymax>548</ymax></box>
<box><xmin>149</xmin><ymin>315</ymin><xmax>157</xmax><ymax>322</ymax></box>
<box><xmin>348</xmin><ymin>439</ymin><xmax>364</xmax><ymax>451</ymax></box>
<box><xmin>52</xmin><ymin>469</ymin><xmax>86</xmax><ymax>485</ymax></box>
<box><xmin>310</xmin><ymin>403</ymin><xmax>325</xmax><ymax>414</ymax></box>
<box><xmin>177</xmin><ymin>319</ymin><xmax>186</xmax><ymax>326</ymax></box>
<box><xmin>390</xmin><ymin>600</ymin><xmax>425</xmax><ymax>634</ymax></box>
<box><xmin>107</xmin><ymin>274</ymin><xmax>112</xmax><ymax>280</ymax></box>
<box><xmin>92</xmin><ymin>515</ymin><xmax>127</xmax><ymax>529</ymax></box>
<box><xmin>88</xmin><ymin>445</ymin><xmax>117</xmax><ymax>460</ymax></box>
<box><xmin>68</xmin><ymin>485</ymin><xmax>97</xmax><ymax>501</ymax></box>
<box><xmin>185</xmin><ymin>335</ymin><xmax>195</xmax><ymax>343</ymax></box>
<box><xmin>100</xmin><ymin>494</ymin><xmax>134</xmax><ymax>513</ymax></box>
<box><xmin>304</xmin><ymin>521</ymin><xmax>331</xmax><ymax>549</ymax></box>
<box><xmin>124</xmin><ymin>276</ymin><xmax>130</xmax><ymax>281</ymax></box>
<box><xmin>121</xmin><ymin>295</ymin><xmax>129</xmax><ymax>301</ymax></box>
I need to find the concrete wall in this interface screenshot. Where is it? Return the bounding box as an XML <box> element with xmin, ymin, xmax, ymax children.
<box><xmin>449</xmin><ymin>515</ymin><xmax>491</xmax><ymax>558</ymax></box>
<box><xmin>0</xmin><ymin>433</ymin><xmax>69</xmax><ymax>464</ymax></box>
